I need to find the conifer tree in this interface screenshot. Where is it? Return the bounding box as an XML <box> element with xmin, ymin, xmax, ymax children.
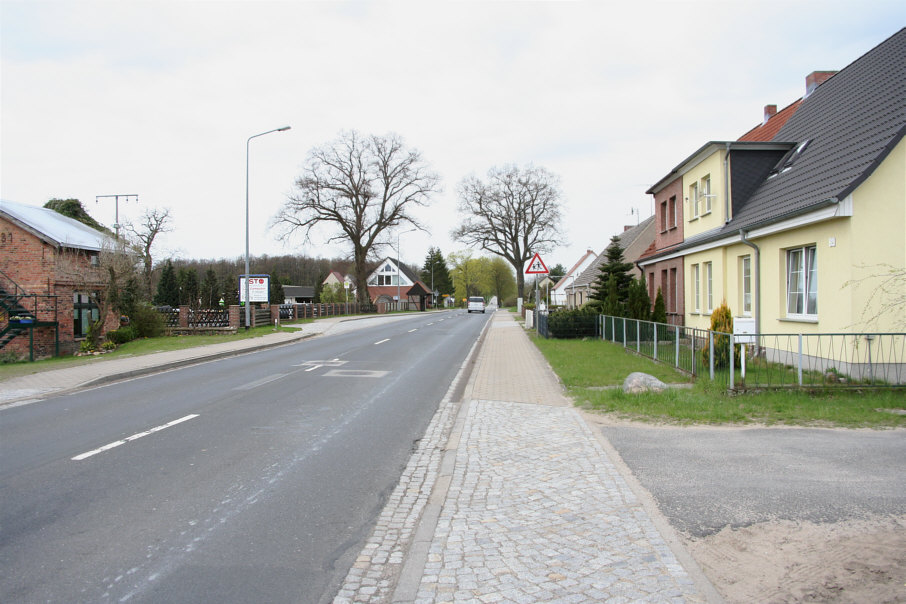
<box><xmin>420</xmin><ymin>247</ymin><xmax>453</xmax><ymax>296</ymax></box>
<box><xmin>627</xmin><ymin>277</ymin><xmax>651</xmax><ymax>320</ymax></box>
<box><xmin>592</xmin><ymin>236</ymin><xmax>634</xmax><ymax>309</ymax></box>
<box><xmin>154</xmin><ymin>260</ymin><xmax>179</xmax><ymax>307</ymax></box>
<box><xmin>652</xmin><ymin>287</ymin><xmax>667</xmax><ymax>324</ymax></box>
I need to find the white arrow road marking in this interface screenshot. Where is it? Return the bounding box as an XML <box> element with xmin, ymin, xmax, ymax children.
<box><xmin>73</xmin><ymin>414</ymin><xmax>199</xmax><ymax>461</ymax></box>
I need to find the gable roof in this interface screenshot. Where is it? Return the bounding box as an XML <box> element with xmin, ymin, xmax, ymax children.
<box><xmin>571</xmin><ymin>217</ymin><xmax>654</xmax><ymax>289</ymax></box>
<box><xmin>0</xmin><ymin>199</ymin><xmax>111</xmax><ymax>252</ymax></box>
<box><xmin>738</xmin><ymin>99</ymin><xmax>803</xmax><ymax>142</ymax></box>
<box><xmin>368</xmin><ymin>256</ymin><xmax>421</xmax><ymax>284</ymax></box>
<box><xmin>284</xmin><ymin>285</ymin><xmax>315</xmax><ymax>299</ymax></box>
<box><xmin>552</xmin><ymin>249</ymin><xmax>596</xmax><ymax>292</ymax></box>
<box><xmin>725</xmin><ymin>27</ymin><xmax>906</xmax><ymax>234</ymax></box>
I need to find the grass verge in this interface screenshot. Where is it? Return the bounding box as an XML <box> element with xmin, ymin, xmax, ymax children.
<box><xmin>0</xmin><ymin>324</ymin><xmax>299</xmax><ymax>382</ymax></box>
<box><xmin>532</xmin><ymin>335</ymin><xmax>906</xmax><ymax>428</ymax></box>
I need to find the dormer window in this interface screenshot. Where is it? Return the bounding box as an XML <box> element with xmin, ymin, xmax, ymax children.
<box><xmin>769</xmin><ymin>139</ymin><xmax>812</xmax><ymax>178</ymax></box>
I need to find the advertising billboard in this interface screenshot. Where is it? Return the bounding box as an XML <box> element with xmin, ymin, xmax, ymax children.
<box><xmin>239</xmin><ymin>275</ymin><xmax>270</xmax><ymax>304</ymax></box>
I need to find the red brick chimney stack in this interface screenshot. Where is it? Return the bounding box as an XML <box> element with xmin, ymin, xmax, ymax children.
<box><xmin>805</xmin><ymin>71</ymin><xmax>837</xmax><ymax>97</ymax></box>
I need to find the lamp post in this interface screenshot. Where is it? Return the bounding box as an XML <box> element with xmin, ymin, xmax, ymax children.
<box><xmin>245</xmin><ymin>126</ymin><xmax>290</xmax><ymax>330</ymax></box>
<box><xmin>396</xmin><ymin>228</ymin><xmax>416</xmax><ymax>311</ymax></box>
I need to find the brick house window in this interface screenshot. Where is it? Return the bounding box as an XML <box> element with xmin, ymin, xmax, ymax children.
<box><xmin>660</xmin><ymin>201</ymin><xmax>668</xmax><ymax>232</ymax></box>
<box><xmin>669</xmin><ymin>268</ymin><xmax>677</xmax><ymax>313</ymax></box>
<box><xmin>73</xmin><ymin>292</ymin><xmax>99</xmax><ymax>339</ymax></box>
<box><xmin>669</xmin><ymin>196</ymin><xmax>677</xmax><ymax>228</ymax></box>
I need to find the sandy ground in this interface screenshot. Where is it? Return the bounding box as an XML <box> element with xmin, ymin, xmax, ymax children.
<box><xmin>581</xmin><ymin>412</ymin><xmax>906</xmax><ymax>603</ymax></box>
<box><xmin>685</xmin><ymin>515</ymin><xmax>906</xmax><ymax>603</ymax></box>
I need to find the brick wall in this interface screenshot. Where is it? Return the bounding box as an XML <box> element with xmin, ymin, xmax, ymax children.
<box><xmin>1</xmin><ymin>216</ymin><xmax>117</xmax><ymax>358</ymax></box>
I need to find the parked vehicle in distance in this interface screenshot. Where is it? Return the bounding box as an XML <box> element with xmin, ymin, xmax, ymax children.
<box><xmin>467</xmin><ymin>296</ymin><xmax>486</xmax><ymax>313</ymax></box>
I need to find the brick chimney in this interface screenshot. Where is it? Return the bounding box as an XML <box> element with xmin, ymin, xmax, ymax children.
<box><xmin>763</xmin><ymin>104</ymin><xmax>778</xmax><ymax>125</ymax></box>
<box><xmin>805</xmin><ymin>71</ymin><xmax>836</xmax><ymax>97</ymax></box>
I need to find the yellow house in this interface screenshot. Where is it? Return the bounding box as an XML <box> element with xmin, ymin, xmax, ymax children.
<box><xmin>654</xmin><ymin>29</ymin><xmax>905</xmax><ymax>338</ymax></box>
<box><xmin>642</xmin><ymin>29</ymin><xmax>905</xmax><ymax>382</ymax></box>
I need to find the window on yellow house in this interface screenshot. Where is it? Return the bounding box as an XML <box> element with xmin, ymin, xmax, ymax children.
<box><xmin>704</xmin><ymin>262</ymin><xmax>713</xmax><ymax>313</ymax></box>
<box><xmin>691</xmin><ymin>264</ymin><xmax>700</xmax><ymax>313</ymax></box>
<box><xmin>701</xmin><ymin>175</ymin><xmax>712</xmax><ymax>214</ymax></box>
<box><xmin>689</xmin><ymin>182</ymin><xmax>699</xmax><ymax>219</ymax></box>
<box><xmin>741</xmin><ymin>255</ymin><xmax>752</xmax><ymax>316</ymax></box>
<box><xmin>787</xmin><ymin>246</ymin><xmax>817</xmax><ymax>317</ymax></box>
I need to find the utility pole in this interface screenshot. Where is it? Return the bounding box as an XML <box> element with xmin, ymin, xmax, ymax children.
<box><xmin>96</xmin><ymin>194</ymin><xmax>139</xmax><ymax>239</ymax></box>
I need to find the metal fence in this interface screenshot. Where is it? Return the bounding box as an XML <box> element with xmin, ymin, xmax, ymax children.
<box><xmin>537</xmin><ymin>310</ymin><xmax>906</xmax><ymax>389</ymax></box>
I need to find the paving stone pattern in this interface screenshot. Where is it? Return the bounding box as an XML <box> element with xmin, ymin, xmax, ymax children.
<box><xmin>337</xmin><ymin>312</ymin><xmax>706</xmax><ymax>603</ymax></box>
<box><xmin>415</xmin><ymin>400</ymin><xmax>702</xmax><ymax>603</ymax></box>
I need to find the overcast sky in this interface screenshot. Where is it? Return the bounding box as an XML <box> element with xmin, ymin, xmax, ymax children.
<box><xmin>2</xmin><ymin>1</ymin><xmax>902</xmax><ymax>274</ymax></box>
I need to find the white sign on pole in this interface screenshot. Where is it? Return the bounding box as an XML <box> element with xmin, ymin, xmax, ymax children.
<box><xmin>239</xmin><ymin>275</ymin><xmax>270</xmax><ymax>303</ymax></box>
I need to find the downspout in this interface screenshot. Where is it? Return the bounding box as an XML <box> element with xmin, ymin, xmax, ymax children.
<box><xmin>724</xmin><ymin>143</ymin><xmax>732</xmax><ymax>223</ymax></box>
<box><xmin>739</xmin><ymin>229</ymin><xmax>760</xmax><ymax>339</ymax></box>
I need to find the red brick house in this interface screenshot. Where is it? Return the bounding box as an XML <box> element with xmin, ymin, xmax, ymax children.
<box><xmin>1</xmin><ymin>200</ymin><xmax>119</xmax><ymax>359</ymax></box>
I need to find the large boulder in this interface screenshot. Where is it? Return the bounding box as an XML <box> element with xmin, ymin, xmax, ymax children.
<box><xmin>622</xmin><ymin>372</ymin><xmax>667</xmax><ymax>394</ymax></box>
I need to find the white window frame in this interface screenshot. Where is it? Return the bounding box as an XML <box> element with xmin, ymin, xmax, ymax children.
<box><xmin>692</xmin><ymin>264</ymin><xmax>700</xmax><ymax>313</ymax></box>
<box><xmin>741</xmin><ymin>255</ymin><xmax>752</xmax><ymax>316</ymax></box>
<box><xmin>689</xmin><ymin>182</ymin><xmax>699</xmax><ymax>219</ymax></box>
<box><xmin>786</xmin><ymin>245</ymin><xmax>817</xmax><ymax>317</ymax></box>
<box><xmin>705</xmin><ymin>261</ymin><xmax>713</xmax><ymax>313</ymax></box>
<box><xmin>670</xmin><ymin>196</ymin><xmax>677</xmax><ymax>228</ymax></box>
<box><xmin>702</xmin><ymin>175</ymin><xmax>712</xmax><ymax>214</ymax></box>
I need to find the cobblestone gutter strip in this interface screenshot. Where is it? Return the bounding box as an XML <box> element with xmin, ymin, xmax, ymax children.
<box><xmin>415</xmin><ymin>400</ymin><xmax>706</xmax><ymax>604</ymax></box>
<box><xmin>334</xmin><ymin>329</ymin><xmax>487</xmax><ymax>603</ymax></box>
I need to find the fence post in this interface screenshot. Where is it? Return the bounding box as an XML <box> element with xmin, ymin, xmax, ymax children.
<box><xmin>623</xmin><ymin>318</ymin><xmax>627</xmax><ymax>349</ymax></box>
<box><xmin>636</xmin><ymin>320</ymin><xmax>640</xmax><ymax>353</ymax></box>
<box><xmin>691</xmin><ymin>329</ymin><xmax>696</xmax><ymax>376</ymax></box>
<box><xmin>798</xmin><ymin>333</ymin><xmax>803</xmax><ymax>386</ymax></box>
<box><xmin>709</xmin><ymin>331</ymin><xmax>715</xmax><ymax>380</ymax></box>
<box><xmin>675</xmin><ymin>325</ymin><xmax>680</xmax><ymax>368</ymax></box>
<box><xmin>654</xmin><ymin>322</ymin><xmax>658</xmax><ymax>361</ymax></box>
<box><xmin>730</xmin><ymin>333</ymin><xmax>735</xmax><ymax>390</ymax></box>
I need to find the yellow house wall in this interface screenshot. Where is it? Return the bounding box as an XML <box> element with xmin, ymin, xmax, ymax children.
<box><xmin>685</xmin><ymin>137</ymin><xmax>905</xmax><ymax>335</ymax></box>
<box><xmin>683</xmin><ymin>150</ymin><xmax>726</xmax><ymax>239</ymax></box>
<box><xmin>844</xmin><ymin>136</ymin><xmax>905</xmax><ymax>331</ymax></box>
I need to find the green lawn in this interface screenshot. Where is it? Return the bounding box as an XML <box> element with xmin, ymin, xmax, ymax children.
<box><xmin>531</xmin><ymin>335</ymin><xmax>906</xmax><ymax>428</ymax></box>
<box><xmin>0</xmin><ymin>324</ymin><xmax>299</xmax><ymax>381</ymax></box>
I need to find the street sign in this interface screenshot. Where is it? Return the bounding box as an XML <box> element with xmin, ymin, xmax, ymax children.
<box><xmin>525</xmin><ymin>253</ymin><xmax>549</xmax><ymax>274</ymax></box>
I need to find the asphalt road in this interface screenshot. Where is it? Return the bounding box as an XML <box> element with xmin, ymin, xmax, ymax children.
<box><xmin>0</xmin><ymin>310</ymin><xmax>491</xmax><ymax>603</ymax></box>
<box><xmin>601</xmin><ymin>424</ymin><xmax>906</xmax><ymax>538</ymax></box>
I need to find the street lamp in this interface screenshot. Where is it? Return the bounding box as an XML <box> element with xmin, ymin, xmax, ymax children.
<box><xmin>245</xmin><ymin>126</ymin><xmax>291</xmax><ymax>330</ymax></box>
<box><xmin>396</xmin><ymin>228</ymin><xmax>416</xmax><ymax>311</ymax></box>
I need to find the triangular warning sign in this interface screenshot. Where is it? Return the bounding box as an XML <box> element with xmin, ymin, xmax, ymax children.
<box><xmin>525</xmin><ymin>252</ymin><xmax>549</xmax><ymax>274</ymax></box>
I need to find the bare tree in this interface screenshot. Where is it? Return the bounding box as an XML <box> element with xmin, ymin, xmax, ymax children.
<box><xmin>843</xmin><ymin>263</ymin><xmax>906</xmax><ymax>330</ymax></box>
<box><xmin>452</xmin><ymin>165</ymin><xmax>564</xmax><ymax>298</ymax></box>
<box><xmin>273</xmin><ymin>131</ymin><xmax>440</xmax><ymax>305</ymax></box>
<box><xmin>123</xmin><ymin>208</ymin><xmax>172</xmax><ymax>300</ymax></box>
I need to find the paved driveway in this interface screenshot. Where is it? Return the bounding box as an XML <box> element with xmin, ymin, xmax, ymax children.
<box><xmin>600</xmin><ymin>425</ymin><xmax>906</xmax><ymax>538</ymax></box>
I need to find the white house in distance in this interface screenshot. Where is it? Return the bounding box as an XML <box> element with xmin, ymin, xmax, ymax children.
<box><xmin>550</xmin><ymin>249</ymin><xmax>597</xmax><ymax>306</ymax></box>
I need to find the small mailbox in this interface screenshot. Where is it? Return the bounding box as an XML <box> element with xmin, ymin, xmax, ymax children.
<box><xmin>734</xmin><ymin>317</ymin><xmax>756</xmax><ymax>344</ymax></box>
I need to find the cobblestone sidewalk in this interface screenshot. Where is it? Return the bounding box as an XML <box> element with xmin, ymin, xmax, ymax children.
<box><xmin>335</xmin><ymin>312</ymin><xmax>714</xmax><ymax>603</ymax></box>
